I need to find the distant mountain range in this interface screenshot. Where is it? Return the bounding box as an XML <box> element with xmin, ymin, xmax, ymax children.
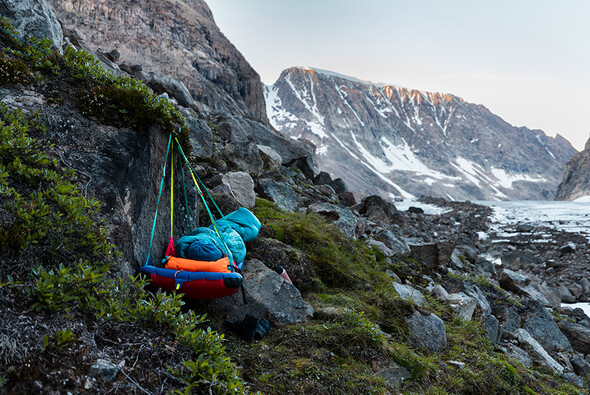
<box><xmin>265</xmin><ymin>67</ymin><xmax>577</xmax><ymax>201</ymax></box>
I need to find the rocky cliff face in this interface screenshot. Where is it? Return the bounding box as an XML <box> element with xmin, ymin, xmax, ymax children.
<box><xmin>266</xmin><ymin>67</ymin><xmax>577</xmax><ymax>201</ymax></box>
<box><xmin>47</xmin><ymin>0</ymin><xmax>267</xmax><ymax>122</ymax></box>
<box><xmin>555</xmin><ymin>138</ymin><xmax>590</xmax><ymax>201</ymax></box>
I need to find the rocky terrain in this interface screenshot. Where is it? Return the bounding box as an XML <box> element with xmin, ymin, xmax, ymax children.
<box><xmin>266</xmin><ymin>67</ymin><xmax>577</xmax><ymax>201</ymax></box>
<box><xmin>555</xmin><ymin>137</ymin><xmax>590</xmax><ymax>201</ymax></box>
<box><xmin>1</xmin><ymin>1</ymin><xmax>590</xmax><ymax>394</ymax></box>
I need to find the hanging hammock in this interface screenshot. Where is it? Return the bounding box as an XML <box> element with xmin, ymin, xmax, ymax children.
<box><xmin>139</xmin><ymin>134</ymin><xmax>260</xmax><ymax>300</ymax></box>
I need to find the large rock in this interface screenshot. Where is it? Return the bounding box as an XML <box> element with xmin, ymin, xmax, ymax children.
<box><xmin>210</xmin><ymin>259</ymin><xmax>314</xmax><ymax>325</ymax></box>
<box><xmin>557</xmin><ymin>320</ymin><xmax>590</xmax><ymax>355</ymax></box>
<box><xmin>374</xmin><ymin>229</ymin><xmax>410</xmax><ymax>256</ymax></box>
<box><xmin>353</xmin><ymin>195</ymin><xmax>401</xmax><ymax>225</ymax></box>
<box><xmin>257</xmin><ymin>179</ymin><xmax>300</xmax><ymax>212</ymax></box>
<box><xmin>222</xmin><ymin>141</ymin><xmax>264</xmax><ymax>174</ymax></box>
<box><xmin>446</xmin><ymin>292</ymin><xmax>477</xmax><ymax>321</ymax></box>
<box><xmin>307</xmin><ymin>203</ymin><xmax>357</xmax><ymax>239</ymax></box>
<box><xmin>377</xmin><ymin>361</ymin><xmax>410</xmax><ymax>390</ymax></box>
<box><xmin>405</xmin><ymin>311</ymin><xmax>447</xmax><ymax>352</ymax></box>
<box><xmin>125</xmin><ymin>69</ymin><xmax>195</xmax><ymax>108</ymax></box>
<box><xmin>257</xmin><ymin>145</ymin><xmax>282</xmax><ymax>171</ymax></box>
<box><xmin>393</xmin><ymin>282</ymin><xmax>427</xmax><ymax>307</ymax></box>
<box><xmin>498</xmin><ymin>268</ymin><xmax>530</xmax><ymax>293</ymax></box>
<box><xmin>516</xmin><ymin>329</ymin><xmax>564</xmax><ymax>373</ymax></box>
<box><xmin>221</xmin><ymin>172</ymin><xmax>256</xmax><ymax>209</ymax></box>
<box><xmin>521</xmin><ymin>303</ymin><xmax>573</xmax><ymax>354</ymax></box>
<box><xmin>0</xmin><ymin>0</ymin><xmax>64</xmax><ymax>52</ymax></box>
<box><xmin>183</xmin><ymin>112</ymin><xmax>213</xmax><ymax>158</ymax></box>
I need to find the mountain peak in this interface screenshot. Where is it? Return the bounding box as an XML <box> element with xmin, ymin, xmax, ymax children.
<box><xmin>266</xmin><ymin>66</ymin><xmax>576</xmax><ymax>201</ymax></box>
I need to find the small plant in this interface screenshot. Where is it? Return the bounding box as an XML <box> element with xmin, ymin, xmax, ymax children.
<box><xmin>41</xmin><ymin>328</ymin><xmax>75</xmax><ymax>351</ymax></box>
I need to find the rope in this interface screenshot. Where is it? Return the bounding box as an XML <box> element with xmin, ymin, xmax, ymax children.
<box><xmin>174</xmin><ymin>139</ymin><xmax>236</xmax><ymax>266</ymax></box>
<box><xmin>180</xmin><ymin>159</ymin><xmax>192</xmax><ymax>230</ymax></box>
<box><xmin>170</xmin><ymin>143</ymin><xmax>174</xmax><ymax>238</ymax></box>
<box><xmin>0</xmin><ymin>26</ymin><xmax>53</xmax><ymax>56</ymax></box>
<box><xmin>173</xmin><ymin>137</ymin><xmax>225</xmax><ymax>220</ymax></box>
<box><xmin>146</xmin><ymin>134</ymin><xmax>173</xmax><ymax>264</ymax></box>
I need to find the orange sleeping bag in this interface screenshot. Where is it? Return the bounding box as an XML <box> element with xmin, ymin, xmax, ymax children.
<box><xmin>164</xmin><ymin>256</ymin><xmax>232</xmax><ymax>273</ymax></box>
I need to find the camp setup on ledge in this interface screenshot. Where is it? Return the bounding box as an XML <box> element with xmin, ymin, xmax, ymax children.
<box><xmin>140</xmin><ymin>134</ymin><xmax>261</xmax><ymax>300</ymax></box>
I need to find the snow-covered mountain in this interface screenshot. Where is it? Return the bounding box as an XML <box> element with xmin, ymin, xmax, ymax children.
<box><xmin>265</xmin><ymin>67</ymin><xmax>577</xmax><ymax>201</ymax></box>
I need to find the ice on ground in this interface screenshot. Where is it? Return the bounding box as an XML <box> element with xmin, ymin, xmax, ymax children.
<box><xmin>574</xmin><ymin>195</ymin><xmax>590</xmax><ymax>202</ymax></box>
<box><xmin>394</xmin><ymin>199</ymin><xmax>452</xmax><ymax>215</ymax></box>
<box><xmin>478</xmin><ymin>200</ymin><xmax>590</xmax><ymax>242</ymax></box>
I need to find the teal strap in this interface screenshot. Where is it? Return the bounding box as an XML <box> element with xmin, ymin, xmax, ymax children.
<box><xmin>146</xmin><ymin>134</ymin><xmax>173</xmax><ymax>263</ymax></box>
<box><xmin>175</xmin><ymin>138</ymin><xmax>225</xmax><ymax>220</ymax></box>
<box><xmin>0</xmin><ymin>26</ymin><xmax>52</xmax><ymax>56</ymax></box>
<box><xmin>175</xmin><ymin>140</ymin><xmax>236</xmax><ymax>266</ymax></box>
<box><xmin>180</xmin><ymin>159</ymin><xmax>192</xmax><ymax>230</ymax></box>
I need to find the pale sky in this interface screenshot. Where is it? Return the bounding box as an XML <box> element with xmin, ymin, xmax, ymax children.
<box><xmin>206</xmin><ymin>0</ymin><xmax>590</xmax><ymax>151</ymax></box>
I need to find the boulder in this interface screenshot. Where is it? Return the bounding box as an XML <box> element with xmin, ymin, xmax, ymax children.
<box><xmin>393</xmin><ymin>282</ymin><xmax>427</xmax><ymax>307</ymax></box>
<box><xmin>366</xmin><ymin>239</ymin><xmax>395</xmax><ymax>257</ymax></box>
<box><xmin>337</xmin><ymin>191</ymin><xmax>356</xmax><ymax>207</ymax></box>
<box><xmin>376</xmin><ymin>361</ymin><xmax>410</xmax><ymax>390</ymax></box>
<box><xmin>474</xmin><ymin>256</ymin><xmax>497</xmax><ymax>276</ymax></box>
<box><xmin>481</xmin><ymin>314</ymin><xmax>500</xmax><ymax>343</ymax></box>
<box><xmin>405</xmin><ymin>311</ymin><xmax>447</xmax><ymax>352</ymax></box>
<box><xmin>521</xmin><ymin>303</ymin><xmax>573</xmax><ymax>354</ymax></box>
<box><xmin>313</xmin><ymin>171</ymin><xmax>332</xmax><ymax>186</ymax></box>
<box><xmin>210</xmin><ymin>259</ymin><xmax>314</xmax><ymax>325</ymax></box>
<box><xmin>257</xmin><ymin>179</ymin><xmax>300</xmax><ymax>212</ymax></box>
<box><xmin>0</xmin><ymin>0</ymin><xmax>64</xmax><ymax>52</ymax></box>
<box><xmin>328</xmin><ymin>178</ymin><xmax>347</xmax><ymax>194</ymax></box>
<box><xmin>498</xmin><ymin>269</ymin><xmax>530</xmax><ymax>293</ymax></box>
<box><xmin>557</xmin><ymin>320</ymin><xmax>590</xmax><ymax>355</ymax></box>
<box><xmin>307</xmin><ymin>203</ymin><xmax>357</xmax><ymax>239</ymax></box>
<box><xmin>536</xmin><ymin>282</ymin><xmax>562</xmax><ymax>309</ymax></box>
<box><xmin>221</xmin><ymin>172</ymin><xmax>256</xmax><ymax>209</ymax></box>
<box><xmin>182</xmin><ymin>112</ymin><xmax>214</xmax><ymax>158</ymax></box>
<box><xmin>563</xmin><ymin>373</ymin><xmax>584</xmax><ymax>388</ymax></box>
<box><xmin>496</xmin><ymin>306</ymin><xmax>521</xmax><ymax>336</ymax></box>
<box><xmin>431</xmin><ymin>284</ymin><xmax>449</xmax><ymax>300</ymax></box>
<box><xmin>222</xmin><ymin>141</ymin><xmax>264</xmax><ymax>174</ymax></box>
<box><xmin>463</xmin><ymin>284</ymin><xmax>491</xmax><ymax>316</ymax></box>
<box><xmin>257</xmin><ymin>145</ymin><xmax>282</xmax><ymax>171</ymax></box>
<box><xmin>353</xmin><ymin>195</ymin><xmax>400</xmax><ymax>224</ymax></box>
<box><xmin>559</xmin><ymin>285</ymin><xmax>576</xmax><ymax>303</ymax></box>
<box><xmin>502</xmin><ymin>344</ymin><xmax>533</xmax><ymax>368</ymax></box>
<box><xmin>142</xmin><ymin>72</ymin><xmax>195</xmax><ymax>108</ymax></box>
<box><xmin>446</xmin><ymin>293</ymin><xmax>477</xmax><ymax>321</ymax></box>
<box><xmin>289</xmin><ymin>155</ymin><xmax>317</xmax><ymax>180</ymax></box>
<box><xmin>515</xmin><ymin>329</ymin><xmax>564</xmax><ymax>374</ymax></box>
<box><xmin>89</xmin><ymin>359</ymin><xmax>119</xmax><ymax>381</ymax></box>
<box><xmin>374</xmin><ymin>229</ymin><xmax>410</xmax><ymax>256</ymax></box>
<box><xmin>570</xmin><ymin>355</ymin><xmax>590</xmax><ymax>377</ymax></box>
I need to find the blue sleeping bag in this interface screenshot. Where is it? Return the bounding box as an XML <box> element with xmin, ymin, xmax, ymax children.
<box><xmin>213</xmin><ymin>207</ymin><xmax>261</xmax><ymax>243</ymax></box>
<box><xmin>175</xmin><ymin>208</ymin><xmax>261</xmax><ymax>265</ymax></box>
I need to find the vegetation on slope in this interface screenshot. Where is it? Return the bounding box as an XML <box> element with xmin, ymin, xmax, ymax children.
<box><xmin>0</xmin><ymin>20</ymin><xmax>242</xmax><ymax>393</ymax></box>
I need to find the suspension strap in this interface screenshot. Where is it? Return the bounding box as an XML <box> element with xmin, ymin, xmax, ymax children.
<box><xmin>145</xmin><ymin>134</ymin><xmax>173</xmax><ymax>264</ymax></box>
<box><xmin>174</xmin><ymin>137</ymin><xmax>225</xmax><ymax>220</ymax></box>
<box><xmin>174</xmin><ymin>140</ymin><xmax>236</xmax><ymax>266</ymax></box>
<box><xmin>180</xmin><ymin>159</ymin><xmax>192</xmax><ymax>230</ymax></box>
<box><xmin>170</xmin><ymin>143</ymin><xmax>174</xmax><ymax>238</ymax></box>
